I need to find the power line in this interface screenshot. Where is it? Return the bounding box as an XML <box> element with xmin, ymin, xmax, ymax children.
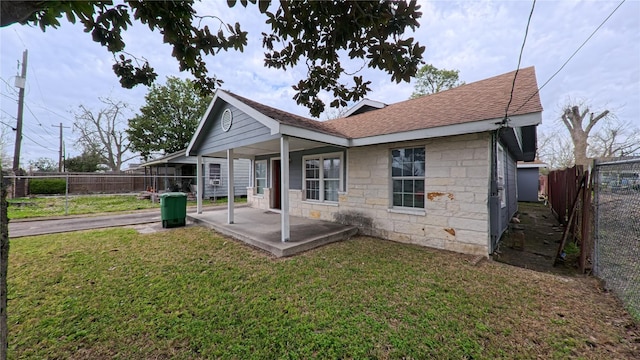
<box><xmin>504</xmin><ymin>0</ymin><xmax>536</xmax><ymax>121</ymax></box>
<box><xmin>0</xmin><ymin>77</ymin><xmax>18</xmax><ymax>96</ymax></box>
<box><xmin>0</xmin><ymin>109</ymin><xmax>16</xmax><ymax>121</ymax></box>
<box><xmin>0</xmin><ymin>92</ymin><xmax>17</xmax><ymax>102</ymax></box>
<box><xmin>23</xmin><ymin>122</ymin><xmax>58</xmax><ymax>148</ymax></box>
<box><xmin>0</xmin><ymin>120</ymin><xmax>16</xmax><ymax>131</ymax></box>
<box><xmin>22</xmin><ymin>132</ymin><xmax>58</xmax><ymax>153</ymax></box>
<box><xmin>511</xmin><ymin>0</ymin><xmax>626</xmax><ymax>115</ymax></box>
<box><xmin>24</xmin><ymin>102</ymin><xmax>56</xmax><ymax>137</ymax></box>
<box><xmin>32</xmin><ymin>103</ymin><xmax>74</xmax><ymax>123</ymax></box>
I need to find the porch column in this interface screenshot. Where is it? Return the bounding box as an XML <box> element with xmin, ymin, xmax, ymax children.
<box><xmin>196</xmin><ymin>155</ymin><xmax>203</xmax><ymax>214</ymax></box>
<box><xmin>164</xmin><ymin>163</ymin><xmax>168</xmax><ymax>191</ymax></box>
<box><xmin>280</xmin><ymin>135</ymin><xmax>290</xmax><ymax>242</ymax></box>
<box><xmin>227</xmin><ymin>148</ymin><xmax>234</xmax><ymax>224</ymax></box>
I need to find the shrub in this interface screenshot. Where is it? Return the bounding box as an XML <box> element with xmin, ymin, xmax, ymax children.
<box><xmin>29</xmin><ymin>178</ymin><xmax>66</xmax><ymax>195</ymax></box>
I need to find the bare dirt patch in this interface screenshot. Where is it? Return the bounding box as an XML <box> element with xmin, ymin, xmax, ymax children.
<box><xmin>493</xmin><ymin>202</ymin><xmax>578</xmax><ymax>275</ymax></box>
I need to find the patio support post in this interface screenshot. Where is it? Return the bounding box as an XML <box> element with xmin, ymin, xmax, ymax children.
<box><xmin>281</xmin><ymin>135</ymin><xmax>290</xmax><ymax>242</ymax></box>
<box><xmin>164</xmin><ymin>163</ymin><xmax>168</xmax><ymax>191</ymax></box>
<box><xmin>227</xmin><ymin>148</ymin><xmax>234</xmax><ymax>224</ymax></box>
<box><xmin>196</xmin><ymin>155</ymin><xmax>203</xmax><ymax>214</ymax></box>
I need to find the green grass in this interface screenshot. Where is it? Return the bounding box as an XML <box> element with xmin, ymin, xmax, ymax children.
<box><xmin>7</xmin><ymin>229</ymin><xmax>636</xmax><ymax>359</ymax></box>
<box><xmin>7</xmin><ymin>195</ymin><xmax>246</xmax><ymax>220</ymax></box>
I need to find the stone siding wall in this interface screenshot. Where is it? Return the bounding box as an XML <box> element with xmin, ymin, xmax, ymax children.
<box><xmin>247</xmin><ymin>133</ymin><xmax>492</xmax><ymax>256</ymax></box>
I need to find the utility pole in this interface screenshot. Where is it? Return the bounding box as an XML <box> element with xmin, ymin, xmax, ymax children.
<box><xmin>12</xmin><ymin>50</ymin><xmax>27</xmax><ymax>174</ymax></box>
<box><xmin>52</xmin><ymin>123</ymin><xmax>70</xmax><ymax>172</ymax></box>
<box><xmin>12</xmin><ymin>50</ymin><xmax>28</xmax><ymax>198</ymax></box>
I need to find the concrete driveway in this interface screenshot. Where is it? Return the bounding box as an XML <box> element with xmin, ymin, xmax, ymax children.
<box><xmin>8</xmin><ymin>205</ymin><xmax>240</xmax><ymax>238</ymax></box>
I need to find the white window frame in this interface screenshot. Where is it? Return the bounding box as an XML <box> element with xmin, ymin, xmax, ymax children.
<box><xmin>302</xmin><ymin>152</ymin><xmax>344</xmax><ymax>203</ymax></box>
<box><xmin>254</xmin><ymin>160</ymin><xmax>267</xmax><ymax>195</ymax></box>
<box><xmin>390</xmin><ymin>146</ymin><xmax>426</xmax><ymax>210</ymax></box>
<box><xmin>497</xmin><ymin>143</ymin><xmax>506</xmax><ymax>208</ymax></box>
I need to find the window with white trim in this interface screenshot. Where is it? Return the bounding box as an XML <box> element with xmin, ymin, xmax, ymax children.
<box><xmin>209</xmin><ymin>163</ymin><xmax>221</xmax><ymax>186</ymax></box>
<box><xmin>391</xmin><ymin>147</ymin><xmax>425</xmax><ymax>209</ymax></box>
<box><xmin>303</xmin><ymin>153</ymin><xmax>343</xmax><ymax>202</ymax></box>
<box><xmin>497</xmin><ymin>143</ymin><xmax>506</xmax><ymax>208</ymax></box>
<box><xmin>255</xmin><ymin>160</ymin><xmax>267</xmax><ymax>195</ymax></box>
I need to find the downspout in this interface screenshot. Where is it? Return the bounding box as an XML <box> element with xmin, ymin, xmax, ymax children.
<box><xmin>489</xmin><ymin>130</ymin><xmax>500</xmax><ymax>254</ymax></box>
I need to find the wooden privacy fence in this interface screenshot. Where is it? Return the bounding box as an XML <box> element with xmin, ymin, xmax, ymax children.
<box><xmin>547</xmin><ymin>165</ymin><xmax>593</xmax><ymax>273</ymax></box>
<box><xmin>548</xmin><ymin>165</ymin><xmax>583</xmax><ymax>224</ymax></box>
<box><xmin>28</xmin><ymin>173</ymin><xmax>150</xmax><ymax>194</ymax></box>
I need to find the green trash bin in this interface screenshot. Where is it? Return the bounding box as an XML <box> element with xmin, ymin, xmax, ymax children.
<box><xmin>160</xmin><ymin>192</ymin><xmax>187</xmax><ymax>228</ymax></box>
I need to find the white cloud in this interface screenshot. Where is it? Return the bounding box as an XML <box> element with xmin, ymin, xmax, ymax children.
<box><xmin>1</xmin><ymin>0</ymin><xmax>638</xmax><ymax>166</ymax></box>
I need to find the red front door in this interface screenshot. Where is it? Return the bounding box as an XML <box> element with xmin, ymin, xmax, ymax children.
<box><xmin>273</xmin><ymin>160</ymin><xmax>281</xmax><ymax>209</ymax></box>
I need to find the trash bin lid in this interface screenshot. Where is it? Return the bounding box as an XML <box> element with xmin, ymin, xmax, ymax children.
<box><xmin>160</xmin><ymin>192</ymin><xmax>187</xmax><ymax>198</ymax></box>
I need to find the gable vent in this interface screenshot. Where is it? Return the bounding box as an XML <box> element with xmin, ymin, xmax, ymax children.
<box><xmin>221</xmin><ymin>108</ymin><xmax>233</xmax><ymax>132</ymax></box>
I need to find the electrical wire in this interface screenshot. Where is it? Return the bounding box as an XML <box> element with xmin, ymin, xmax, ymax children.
<box><xmin>22</xmin><ymin>133</ymin><xmax>58</xmax><ymax>153</ymax></box>
<box><xmin>504</xmin><ymin>0</ymin><xmax>536</xmax><ymax>121</ymax></box>
<box><xmin>0</xmin><ymin>77</ymin><xmax>19</xmax><ymax>95</ymax></box>
<box><xmin>24</xmin><ymin>102</ymin><xmax>56</xmax><ymax>137</ymax></box>
<box><xmin>0</xmin><ymin>92</ymin><xmax>17</xmax><ymax>102</ymax></box>
<box><xmin>0</xmin><ymin>109</ymin><xmax>16</xmax><ymax>121</ymax></box>
<box><xmin>511</xmin><ymin>0</ymin><xmax>626</xmax><ymax>115</ymax></box>
<box><xmin>23</xmin><ymin>122</ymin><xmax>58</xmax><ymax>148</ymax></box>
<box><xmin>0</xmin><ymin>119</ymin><xmax>16</xmax><ymax>131</ymax></box>
<box><xmin>32</xmin><ymin>103</ymin><xmax>74</xmax><ymax>123</ymax></box>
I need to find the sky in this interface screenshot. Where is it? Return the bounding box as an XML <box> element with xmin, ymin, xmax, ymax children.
<box><xmin>0</xmin><ymin>0</ymin><xmax>639</xmax><ymax>169</ymax></box>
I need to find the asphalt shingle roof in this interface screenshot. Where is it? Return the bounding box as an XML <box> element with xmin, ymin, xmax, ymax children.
<box><xmin>324</xmin><ymin>66</ymin><xmax>542</xmax><ymax>138</ymax></box>
<box><xmin>224</xmin><ymin>92</ymin><xmax>345</xmax><ymax>137</ymax></box>
<box><xmin>225</xmin><ymin>67</ymin><xmax>542</xmax><ymax>140</ymax></box>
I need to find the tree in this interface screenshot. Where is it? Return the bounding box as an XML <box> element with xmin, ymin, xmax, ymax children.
<box><xmin>64</xmin><ymin>150</ymin><xmax>105</xmax><ymax>172</ymax></box>
<box><xmin>0</xmin><ymin>126</ymin><xmax>10</xmax><ymax>168</ymax></box>
<box><xmin>127</xmin><ymin>77</ymin><xmax>211</xmax><ymax>161</ymax></box>
<box><xmin>73</xmin><ymin>98</ymin><xmax>136</xmax><ymax>172</ymax></box>
<box><xmin>1</xmin><ymin>1</ymin><xmax>425</xmax><ymax>117</ymax></box>
<box><xmin>28</xmin><ymin>157</ymin><xmax>58</xmax><ymax>172</ymax></box>
<box><xmin>560</xmin><ymin>101</ymin><xmax>613</xmax><ymax>167</ymax></box>
<box><xmin>537</xmin><ymin>130</ymin><xmax>575</xmax><ymax>170</ymax></box>
<box><xmin>588</xmin><ymin>119</ymin><xmax>640</xmax><ymax>159</ymax></box>
<box><xmin>410</xmin><ymin>64</ymin><xmax>464</xmax><ymax>99</ymax></box>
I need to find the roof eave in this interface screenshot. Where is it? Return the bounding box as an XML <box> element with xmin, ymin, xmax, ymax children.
<box><xmin>349</xmin><ymin>111</ymin><xmax>542</xmax><ymax>147</ymax></box>
<box><xmin>342</xmin><ymin>99</ymin><xmax>387</xmax><ymax>118</ymax></box>
<box><xmin>140</xmin><ymin>150</ymin><xmax>188</xmax><ymax>167</ymax></box>
<box><xmin>279</xmin><ymin>124</ymin><xmax>349</xmax><ymax>147</ymax></box>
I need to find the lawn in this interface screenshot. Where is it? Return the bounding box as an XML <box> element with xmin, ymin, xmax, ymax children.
<box><xmin>7</xmin><ymin>228</ymin><xmax>638</xmax><ymax>359</ymax></box>
<box><xmin>7</xmin><ymin>195</ymin><xmax>247</xmax><ymax>220</ymax></box>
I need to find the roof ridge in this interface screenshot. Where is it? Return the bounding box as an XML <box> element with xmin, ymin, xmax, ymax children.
<box><xmin>223</xmin><ymin>91</ymin><xmax>347</xmax><ymax>137</ymax></box>
<box><xmin>324</xmin><ymin>67</ymin><xmax>542</xmax><ymax>138</ymax></box>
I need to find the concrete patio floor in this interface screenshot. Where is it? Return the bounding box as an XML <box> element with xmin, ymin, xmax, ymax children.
<box><xmin>188</xmin><ymin>207</ymin><xmax>358</xmax><ymax>257</ymax></box>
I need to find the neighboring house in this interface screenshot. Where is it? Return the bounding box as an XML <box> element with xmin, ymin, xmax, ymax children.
<box><xmin>140</xmin><ymin>150</ymin><xmax>250</xmax><ymax>199</ymax></box>
<box><xmin>187</xmin><ymin>67</ymin><xmax>542</xmax><ymax>256</ymax></box>
<box><xmin>517</xmin><ymin>160</ymin><xmax>548</xmax><ymax>202</ymax></box>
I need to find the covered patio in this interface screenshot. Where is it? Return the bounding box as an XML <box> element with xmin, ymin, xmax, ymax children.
<box><xmin>187</xmin><ymin>90</ymin><xmax>349</xmax><ymax>246</ymax></box>
<box><xmin>188</xmin><ymin>207</ymin><xmax>358</xmax><ymax>257</ymax></box>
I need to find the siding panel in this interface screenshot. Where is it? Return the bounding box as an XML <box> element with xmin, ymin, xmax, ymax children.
<box><xmin>201</xmin><ymin>158</ymin><xmax>251</xmax><ymax>198</ymax></box>
<box><xmin>197</xmin><ymin>104</ymin><xmax>273</xmax><ymax>155</ymax></box>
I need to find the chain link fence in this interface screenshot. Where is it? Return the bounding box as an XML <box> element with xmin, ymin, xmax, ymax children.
<box><xmin>593</xmin><ymin>158</ymin><xmax>640</xmax><ymax>320</ymax></box>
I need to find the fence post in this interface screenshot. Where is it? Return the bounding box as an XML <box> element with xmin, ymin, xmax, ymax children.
<box><xmin>65</xmin><ymin>173</ymin><xmax>69</xmax><ymax>216</ymax></box>
<box><xmin>579</xmin><ymin>169</ymin><xmax>592</xmax><ymax>273</ymax></box>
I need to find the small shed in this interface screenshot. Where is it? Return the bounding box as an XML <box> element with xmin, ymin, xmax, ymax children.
<box><xmin>140</xmin><ymin>150</ymin><xmax>250</xmax><ymax>199</ymax></box>
<box><xmin>517</xmin><ymin>160</ymin><xmax>547</xmax><ymax>202</ymax></box>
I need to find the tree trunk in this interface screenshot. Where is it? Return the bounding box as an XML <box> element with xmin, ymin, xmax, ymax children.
<box><xmin>573</xmin><ymin>132</ymin><xmax>590</xmax><ymax>168</ymax></box>
<box><xmin>0</xmin><ymin>170</ymin><xmax>9</xmax><ymax>360</ymax></box>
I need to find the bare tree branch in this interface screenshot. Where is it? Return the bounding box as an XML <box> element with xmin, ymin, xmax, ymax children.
<box><xmin>73</xmin><ymin>98</ymin><xmax>135</xmax><ymax>172</ymax></box>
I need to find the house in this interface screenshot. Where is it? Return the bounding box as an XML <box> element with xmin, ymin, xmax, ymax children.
<box><xmin>140</xmin><ymin>150</ymin><xmax>250</xmax><ymax>199</ymax></box>
<box><xmin>186</xmin><ymin>67</ymin><xmax>542</xmax><ymax>256</ymax></box>
<box><xmin>517</xmin><ymin>160</ymin><xmax>548</xmax><ymax>202</ymax></box>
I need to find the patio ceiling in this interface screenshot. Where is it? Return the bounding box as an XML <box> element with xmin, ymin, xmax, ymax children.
<box><xmin>200</xmin><ymin>136</ymin><xmax>343</xmax><ymax>158</ymax></box>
